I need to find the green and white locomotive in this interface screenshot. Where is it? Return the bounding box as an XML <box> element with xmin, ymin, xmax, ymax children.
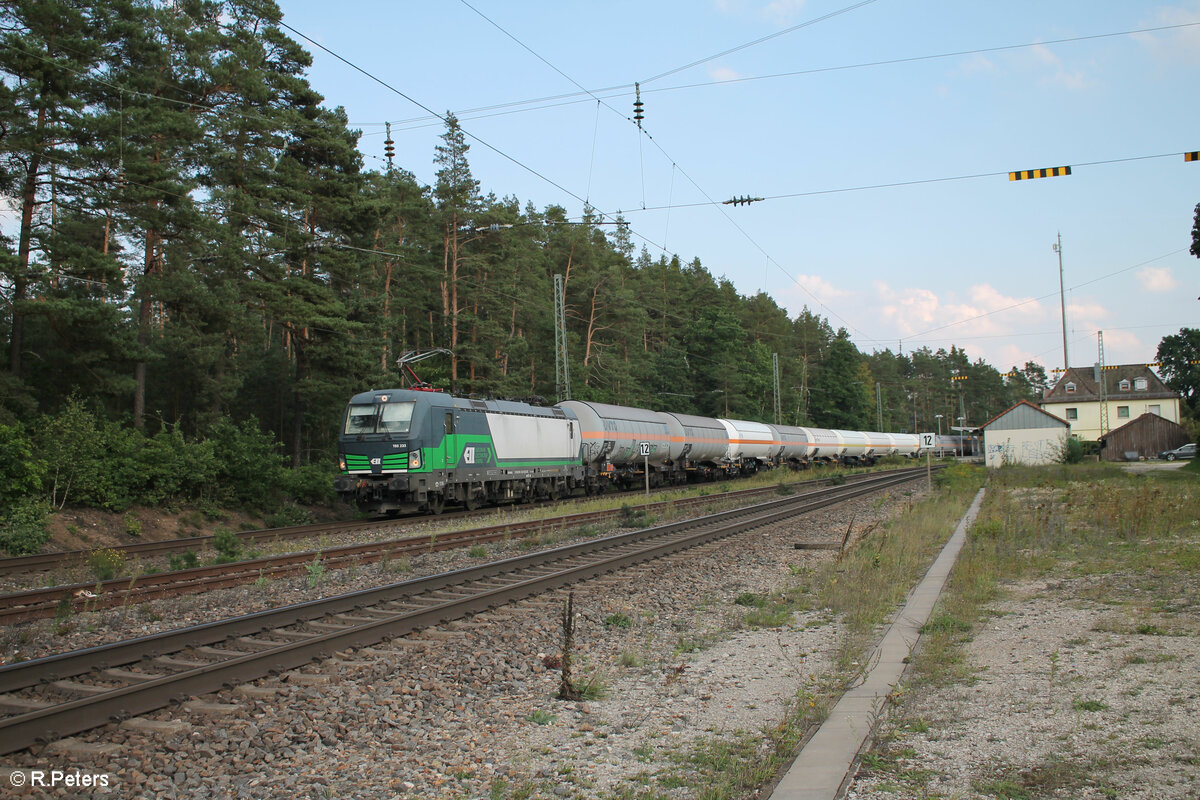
<box><xmin>334</xmin><ymin>388</ymin><xmax>584</xmax><ymax>515</ymax></box>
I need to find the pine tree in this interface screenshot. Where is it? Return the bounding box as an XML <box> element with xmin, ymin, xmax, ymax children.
<box><xmin>0</xmin><ymin>0</ymin><xmax>108</xmax><ymax>380</ymax></box>
<box><xmin>433</xmin><ymin>113</ymin><xmax>480</xmax><ymax>388</ymax></box>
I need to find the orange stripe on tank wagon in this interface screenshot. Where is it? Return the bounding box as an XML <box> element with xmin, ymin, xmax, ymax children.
<box><xmin>580</xmin><ymin>432</ymin><xmax>671</xmax><ymax>440</ymax></box>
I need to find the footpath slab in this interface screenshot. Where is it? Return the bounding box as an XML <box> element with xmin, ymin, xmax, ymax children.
<box><xmin>768</xmin><ymin>487</ymin><xmax>986</xmax><ymax>800</ymax></box>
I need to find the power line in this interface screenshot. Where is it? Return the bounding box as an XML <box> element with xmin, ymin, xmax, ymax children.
<box><xmin>599</xmin><ymin>150</ymin><xmax>1193</xmax><ymax>216</ymax></box>
<box><xmin>902</xmin><ymin>247</ymin><xmax>1187</xmax><ymax>343</ymax></box>
<box><xmin>357</xmin><ymin>21</ymin><xmax>1200</xmax><ymax>132</ymax></box>
<box><xmin>639</xmin><ymin>0</ymin><xmax>882</xmax><ymax>85</ymax></box>
<box><xmin>439</xmin><ymin>0</ymin><xmax>876</xmax><ymax>342</ymax></box>
<box><xmin>274</xmin><ymin>19</ymin><xmax>685</xmax><ymax>265</ymax></box>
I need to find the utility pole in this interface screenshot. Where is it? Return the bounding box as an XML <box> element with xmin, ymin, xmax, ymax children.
<box><xmin>554</xmin><ymin>274</ymin><xmax>571</xmax><ymax>403</ymax></box>
<box><xmin>876</xmin><ymin>382</ymin><xmax>883</xmax><ymax>431</ymax></box>
<box><xmin>772</xmin><ymin>353</ymin><xmax>782</xmax><ymax>425</ymax></box>
<box><xmin>1097</xmin><ymin>331</ymin><xmax>1110</xmax><ymax>437</ymax></box>
<box><xmin>1053</xmin><ymin>233</ymin><xmax>1069</xmax><ymax>371</ymax></box>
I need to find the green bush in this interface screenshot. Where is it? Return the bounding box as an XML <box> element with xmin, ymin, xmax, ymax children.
<box><xmin>33</xmin><ymin>399</ymin><xmax>220</xmax><ymax>511</ymax></box>
<box><xmin>280</xmin><ymin>463</ymin><xmax>336</xmax><ymax>505</ymax></box>
<box><xmin>264</xmin><ymin>503</ymin><xmax>314</xmax><ymax>528</ymax></box>
<box><xmin>87</xmin><ymin>548</ymin><xmax>127</xmax><ymax>581</ymax></box>
<box><xmin>1057</xmin><ymin>436</ymin><xmax>1086</xmax><ymax>465</ymax></box>
<box><xmin>24</xmin><ymin>400</ymin><xmax>327</xmax><ymax>517</ymax></box>
<box><xmin>211</xmin><ymin>527</ymin><xmax>243</xmax><ymax>563</ymax></box>
<box><xmin>933</xmin><ymin>463</ymin><xmax>985</xmax><ymax>492</ymax></box>
<box><xmin>169</xmin><ymin>550</ymin><xmax>200</xmax><ymax>571</ymax></box>
<box><xmin>208</xmin><ymin>416</ymin><xmax>285</xmax><ymax>507</ymax></box>
<box><xmin>0</xmin><ymin>424</ymin><xmax>44</xmax><ymax>507</ymax></box>
<box><xmin>0</xmin><ymin>496</ymin><xmax>51</xmax><ymax>555</ymax></box>
<box><xmin>36</xmin><ymin>397</ymin><xmax>107</xmax><ymax>509</ymax></box>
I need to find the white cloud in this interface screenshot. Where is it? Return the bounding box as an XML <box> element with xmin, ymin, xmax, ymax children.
<box><xmin>1133</xmin><ymin>2</ymin><xmax>1200</xmax><ymax>65</ymax></box>
<box><xmin>953</xmin><ymin>54</ymin><xmax>996</xmax><ymax>77</ymax></box>
<box><xmin>713</xmin><ymin>0</ymin><xmax>807</xmax><ymax>25</ymax></box>
<box><xmin>1021</xmin><ymin>43</ymin><xmax>1092</xmax><ymax>90</ymax></box>
<box><xmin>1137</xmin><ymin>266</ymin><xmax>1179</xmax><ymax>292</ymax></box>
<box><xmin>787</xmin><ymin>273</ymin><xmax>850</xmax><ymax>305</ymax></box>
<box><xmin>1031</xmin><ymin>43</ymin><xmax>1059</xmax><ymax>67</ymax></box>
<box><xmin>966</xmin><ymin>284</ymin><xmax>1043</xmax><ymax>318</ymax></box>
<box><xmin>708</xmin><ymin>66</ymin><xmax>746</xmax><ymax>83</ymax></box>
<box><xmin>875</xmin><ymin>282</ymin><xmax>1045</xmax><ymax>338</ymax></box>
<box><xmin>1066</xmin><ymin>299</ymin><xmax>1110</xmax><ymax>330</ymax></box>
<box><xmin>761</xmin><ymin>0</ymin><xmax>807</xmax><ymax>26</ymax></box>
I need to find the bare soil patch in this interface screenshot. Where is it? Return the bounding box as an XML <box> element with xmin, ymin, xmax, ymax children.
<box><xmin>848</xmin><ymin>572</ymin><xmax>1200</xmax><ymax>799</ymax></box>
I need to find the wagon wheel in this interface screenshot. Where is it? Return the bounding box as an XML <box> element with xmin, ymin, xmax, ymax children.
<box><xmin>426</xmin><ymin>492</ymin><xmax>445</xmax><ymax>515</ymax></box>
<box><xmin>463</xmin><ymin>484</ymin><xmax>482</xmax><ymax>511</ymax></box>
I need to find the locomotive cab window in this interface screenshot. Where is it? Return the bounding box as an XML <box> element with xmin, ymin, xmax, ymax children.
<box><xmin>344</xmin><ymin>404</ymin><xmax>378</xmax><ymax>435</ymax></box>
<box><xmin>444</xmin><ymin>412</ymin><xmax>455</xmax><ymax>434</ymax></box>
<box><xmin>344</xmin><ymin>401</ymin><xmax>415</xmax><ymax>435</ymax></box>
<box><xmin>378</xmin><ymin>402</ymin><xmax>416</xmax><ymax>433</ymax></box>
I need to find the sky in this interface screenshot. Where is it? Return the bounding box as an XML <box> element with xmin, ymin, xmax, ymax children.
<box><xmin>17</xmin><ymin>0</ymin><xmax>1200</xmax><ymax>376</ymax></box>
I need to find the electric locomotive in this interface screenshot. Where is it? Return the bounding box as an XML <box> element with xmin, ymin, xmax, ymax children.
<box><xmin>335</xmin><ymin>388</ymin><xmax>583</xmax><ymax>515</ymax></box>
<box><xmin>335</xmin><ymin>386</ymin><xmax>928</xmax><ymax>515</ymax></box>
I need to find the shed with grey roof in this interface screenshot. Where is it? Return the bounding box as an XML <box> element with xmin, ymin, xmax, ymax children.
<box><xmin>980</xmin><ymin>400</ymin><xmax>1069</xmax><ymax>468</ymax></box>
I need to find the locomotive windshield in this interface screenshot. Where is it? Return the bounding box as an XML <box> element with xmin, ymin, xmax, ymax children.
<box><xmin>343</xmin><ymin>401</ymin><xmax>416</xmax><ymax>435</ymax></box>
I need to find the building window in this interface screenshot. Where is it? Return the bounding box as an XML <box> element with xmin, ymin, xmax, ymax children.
<box><xmin>1149</xmin><ymin>404</ymin><xmax>1161</xmax><ymax>416</ymax></box>
<box><xmin>1134</xmin><ymin>377</ymin><xmax>1148</xmax><ymax>391</ymax></box>
<box><xmin>1065</xmin><ymin>382</ymin><xmax>1076</xmax><ymax>394</ymax></box>
<box><xmin>1117</xmin><ymin>406</ymin><xmax>1129</xmax><ymax>418</ymax></box>
<box><xmin>1065</xmin><ymin>408</ymin><xmax>1078</xmax><ymax>420</ymax></box>
<box><xmin>1118</xmin><ymin>379</ymin><xmax>1130</xmax><ymax>391</ymax></box>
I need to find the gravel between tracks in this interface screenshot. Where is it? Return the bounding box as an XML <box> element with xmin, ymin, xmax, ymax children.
<box><xmin>0</xmin><ymin>485</ymin><xmax>916</xmax><ymax>799</ymax></box>
<box><xmin>7</xmin><ymin>482</ymin><xmax>1196</xmax><ymax>800</ymax></box>
<box><xmin>846</xmin><ymin>574</ymin><xmax>1200</xmax><ymax>800</ymax></box>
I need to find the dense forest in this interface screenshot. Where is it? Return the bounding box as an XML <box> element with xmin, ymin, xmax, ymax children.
<box><xmin>1</xmin><ymin>1</ymin><xmax>1191</xmax><ymax>548</ymax></box>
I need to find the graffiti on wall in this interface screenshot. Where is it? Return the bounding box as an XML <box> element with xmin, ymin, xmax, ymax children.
<box><xmin>987</xmin><ymin>437</ymin><xmax>1061</xmax><ymax>467</ymax></box>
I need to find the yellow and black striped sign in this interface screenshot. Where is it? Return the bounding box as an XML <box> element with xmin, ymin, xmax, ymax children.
<box><xmin>1009</xmin><ymin>166</ymin><xmax>1072</xmax><ymax>181</ymax></box>
<box><xmin>1186</xmin><ymin>151</ymin><xmax>1199</xmax><ymax>162</ymax></box>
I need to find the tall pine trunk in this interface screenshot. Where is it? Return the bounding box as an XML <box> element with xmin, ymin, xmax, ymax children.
<box><xmin>9</xmin><ymin>102</ymin><xmax>47</xmax><ymax>378</ymax></box>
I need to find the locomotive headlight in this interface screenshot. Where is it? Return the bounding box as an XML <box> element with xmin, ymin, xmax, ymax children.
<box><xmin>338</xmin><ymin>457</ymin><xmax>346</xmax><ymax>471</ymax></box>
<box><xmin>409</xmin><ymin>451</ymin><xmax>421</xmax><ymax>469</ymax></box>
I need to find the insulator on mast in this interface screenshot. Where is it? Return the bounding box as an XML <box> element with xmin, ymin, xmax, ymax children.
<box><xmin>384</xmin><ymin>122</ymin><xmax>395</xmax><ymax>172</ymax></box>
<box><xmin>633</xmin><ymin>82</ymin><xmax>644</xmax><ymax>129</ymax></box>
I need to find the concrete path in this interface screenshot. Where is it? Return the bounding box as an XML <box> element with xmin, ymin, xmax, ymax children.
<box><xmin>768</xmin><ymin>487</ymin><xmax>986</xmax><ymax>800</ymax></box>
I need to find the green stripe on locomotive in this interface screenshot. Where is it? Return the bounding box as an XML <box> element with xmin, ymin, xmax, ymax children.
<box><xmin>342</xmin><ymin>433</ymin><xmax>579</xmax><ymax>475</ymax></box>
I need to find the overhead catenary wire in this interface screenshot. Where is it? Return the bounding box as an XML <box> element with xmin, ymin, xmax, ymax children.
<box><xmin>901</xmin><ymin>247</ymin><xmax>1187</xmax><ymax>343</ymax></box>
<box><xmin>437</xmin><ymin>0</ymin><xmax>877</xmax><ymax>341</ymax></box>
<box><xmin>638</xmin><ymin>0</ymin><xmax>882</xmax><ymax>85</ymax></box>
<box><xmin>12</xmin><ymin>11</ymin><xmax>1192</xmax><ymax>369</ymax></box>
<box><xmin>272</xmin><ymin>19</ymin><xmax>682</xmax><ymax>268</ymax></box>
<box><xmin>360</xmin><ymin>21</ymin><xmax>1200</xmax><ymax>132</ymax></box>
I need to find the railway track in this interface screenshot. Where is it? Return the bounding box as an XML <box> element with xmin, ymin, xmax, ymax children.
<box><xmin>0</xmin><ymin>471</ymin><xmax>897</xmax><ymax>624</ymax></box>
<box><xmin>0</xmin><ymin>468</ymin><xmax>927</xmax><ymax>755</ymax></box>
<box><xmin>0</xmin><ymin>467</ymin><xmax>894</xmax><ymax>578</ymax></box>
